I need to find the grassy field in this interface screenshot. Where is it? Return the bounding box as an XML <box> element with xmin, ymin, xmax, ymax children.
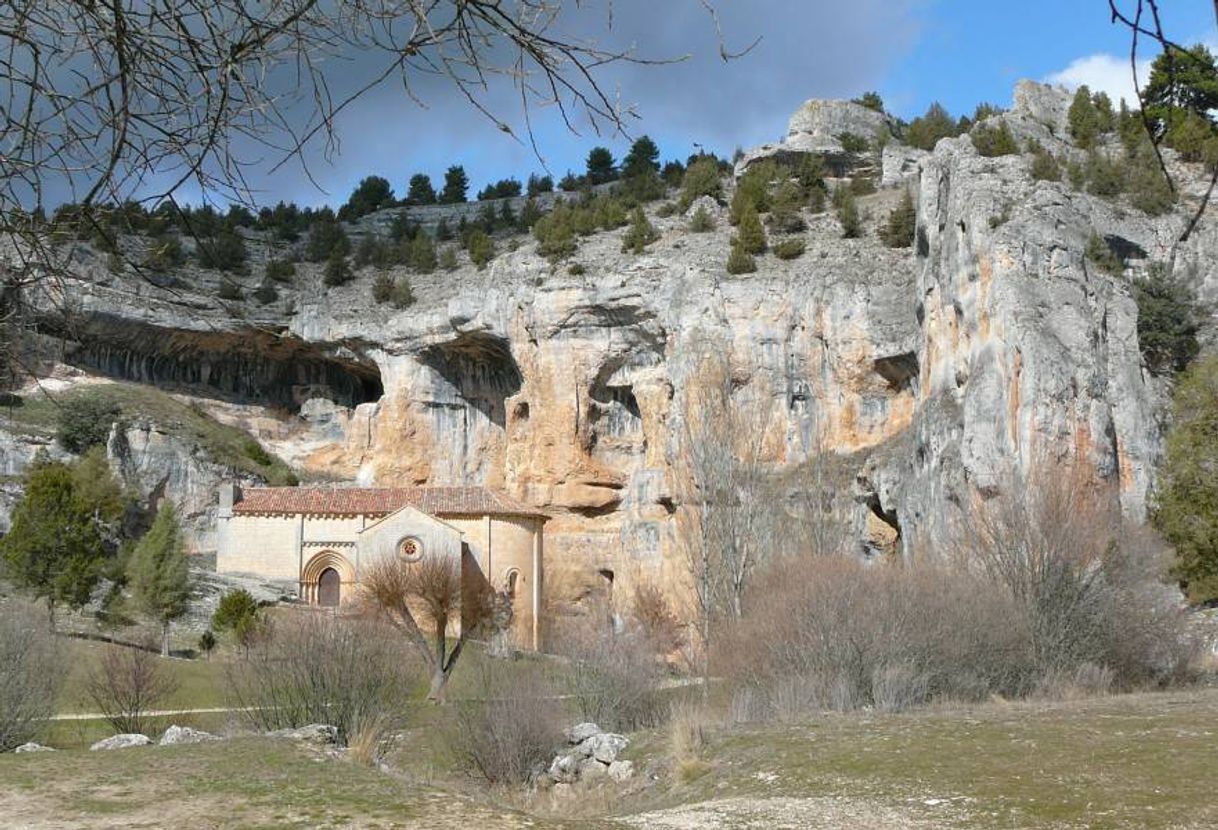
<box><xmin>4</xmin><ymin>686</ymin><xmax>1217</xmax><ymax>829</ymax></box>
<box><xmin>1</xmin><ymin>379</ymin><xmax>296</xmax><ymax>484</ymax></box>
<box><xmin>56</xmin><ymin>638</ymin><xmax>230</xmax><ymax>716</ymax></box>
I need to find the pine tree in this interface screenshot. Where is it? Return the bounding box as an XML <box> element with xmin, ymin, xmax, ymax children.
<box><xmin>1</xmin><ymin>459</ymin><xmax>109</xmax><ymax>623</ymax></box>
<box><xmin>323</xmin><ymin>250</ymin><xmax>352</xmax><ymax>286</ymax></box>
<box><xmin>212</xmin><ymin>588</ymin><xmax>262</xmax><ymax>652</ymax></box>
<box><xmin>621</xmin><ymin>207</ymin><xmax>660</xmax><ymax>254</ymax></box>
<box><xmin>879</xmin><ymin>188</ymin><xmax>917</xmax><ymax>248</ymax></box>
<box><xmin>1068</xmin><ymin>86</ymin><xmax>1101</xmax><ymax>149</ymax></box>
<box><xmin>128</xmin><ymin>502</ymin><xmax>190</xmax><ymax>656</ymax></box>
<box><xmin>836</xmin><ymin>186</ymin><xmax>862</xmax><ymax>239</ymax></box>
<box><xmin>735</xmin><ymin>201</ymin><xmax>767</xmax><ymax>254</ymax></box>
<box><xmin>621</xmin><ymin>135</ymin><xmax>661</xmax><ymax>178</ymax></box>
<box><xmin>439</xmin><ymin>165</ymin><xmax>469</xmax><ymax>204</ymax></box>
<box><xmin>409</xmin><ymin>232</ymin><xmax>437</xmax><ymax>273</ymax></box>
<box><xmin>405</xmin><ymin>173</ymin><xmax>437</xmax><ymax>205</ymax></box>
<box><xmin>585</xmin><ymin>146</ymin><xmax>617</xmax><ymax>184</ymax></box>
<box><xmin>467</xmin><ymin>229</ymin><xmax>495</xmax><ymax>269</ymax></box>
<box><xmin>725</xmin><ymin>242</ymin><xmax>757</xmax><ymax>275</ymax></box>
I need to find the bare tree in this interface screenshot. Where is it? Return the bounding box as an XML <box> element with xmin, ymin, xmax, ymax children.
<box><xmin>361</xmin><ymin>550</ymin><xmax>492</xmax><ymax>702</ymax></box>
<box><xmin>675</xmin><ymin>338</ymin><xmax>779</xmax><ymax>689</ymax></box>
<box><xmin>84</xmin><ymin>640</ymin><xmax>178</xmax><ymax>735</ymax></box>
<box><xmin>0</xmin><ymin>600</ymin><xmax>66</xmax><ymax>751</ymax></box>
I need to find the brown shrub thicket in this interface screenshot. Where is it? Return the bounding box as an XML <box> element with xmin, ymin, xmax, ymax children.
<box><xmin>0</xmin><ymin>601</ymin><xmax>65</xmax><ymax>750</ymax></box>
<box><xmin>557</xmin><ymin>622</ymin><xmax>668</xmax><ymax>731</ymax></box>
<box><xmin>718</xmin><ymin>467</ymin><xmax>1197</xmax><ymax>721</ymax></box>
<box><xmin>449</xmin><ymin>660</ymin><xmax>564</xmax><ymax>785</ymax></box>
<box><xmin>227</xmin><ymin>612</ymin><xmax>420</xmax><ymax>746</ymax></box>
<box><xmin>85</xmin><ymin>640</ymin><xmax>178</xmax><ymax>735</ymax></box>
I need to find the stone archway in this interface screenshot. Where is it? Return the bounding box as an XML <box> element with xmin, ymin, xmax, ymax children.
<box><xmin>301</xmin><ymin>550</ymin><xmax>354</xmax><ymax>607</ymax></box>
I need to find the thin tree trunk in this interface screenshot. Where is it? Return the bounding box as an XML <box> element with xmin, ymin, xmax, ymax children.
<box><xmin>161</xmin><ymin>621</ymin><xmax>170</xmax><ymax>657</ymax></box>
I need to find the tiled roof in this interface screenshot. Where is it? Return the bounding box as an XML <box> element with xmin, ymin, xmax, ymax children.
<box><xmin>232</xmin><ymin>486</ymin><xmax>548</xmax><ymax>520</ymax></box>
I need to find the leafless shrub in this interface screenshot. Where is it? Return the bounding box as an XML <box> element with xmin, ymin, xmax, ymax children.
<box><xmin>0</xmin><ymin>600</ymin><xmax>65</xmax><ymax>750</ymax></box>
<box><xmin>84</xmin><ymin>640</ymin><xmax>178</xmax><ymax>735</ymax></box>
<box><xmin>667</xmin><ymin>698</ymin><xmax>710</xmax><ymax>764</ymax></box>
<box><xmin>449</xmin><ymin>661</ymin><xmax>564</xmax><ymax>785</ymax></box>
<box><xmin>558</xmin><ymin>623</ymin><xmax>667</xmax><ymax>732</ymax></box>
<box><xmin>227</xmin><ymin>612</ymin><xmax>420</xmax><ymax>745</ymax></box>
<box><xmin>631</xmin><ymin>583</ymin><xmax>686</xmax><ymax>657</ymax></box>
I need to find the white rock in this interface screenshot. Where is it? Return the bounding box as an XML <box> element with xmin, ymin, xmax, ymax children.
<box><xmin>548</xmin><ymin>752</ymin><xmax>581</xmax><ymax>783</ymax></box>
<box><xmin>579</xmin><ymin>732</ymin><xmax>629</xmax><ymax>764</ymax></box>
<box><xmin>13</xmin><ymin>742</ymin><xmax>54</xmax><ymax>753</ymax></box>
<box><xmin>566</xmin><ymin>722</ymin><xmax>601</xmax><ymax>744</ymax></box>
<box><xmin>268</xmin><ymin>724</ymin><xmax>339</xmax><ymax>745</ymax></box>
<box><xmin>578</xmin><ymin>758</ymin><xmax>608</xmax><ymax>781</ymax></box>
<box><xmin>159</xmin><ymin>725</ymin><xmax>220</xmax><ymax>745</ymax></box>
<box><xmin>90</xmin><ymin>734</ymin><xmax>152</xmax><ymax>751</ymax></box>
<box><xmin>608</xmin><ymin>760</ymin><xmax>635</xmax><ymax>782</ymax></box>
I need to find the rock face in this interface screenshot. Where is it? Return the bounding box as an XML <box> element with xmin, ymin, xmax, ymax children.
<box><xmin>21</xmin><ymin>81</ymin><xmax>1210</xmax><ymax>627</ymax></box>
<box><xmin>90</xmin><ymin>734</ymin><xmax>152</xmax><ymax>751</ymax></box>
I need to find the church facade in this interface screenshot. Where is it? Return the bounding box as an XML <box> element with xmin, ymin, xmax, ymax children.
<box><xmin>215</xmin><ymin>484</ymin><xmax>547</xmax><ymax>650</ymax></box>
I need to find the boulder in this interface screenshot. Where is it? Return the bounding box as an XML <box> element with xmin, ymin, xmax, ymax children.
<box><xmin>608</xmin><ymin>760</ymin><xmax>635</xmax><ymax>782</ymax></box>
<box><xmin>548</xmin><ymin>752</ymin><xmax>581</xmax><ymax>784</ymax></box>
<box><xmin>159</xmin><ymin>725</ymin><xmax>221</xmax><ymax>745</ymax></box>
<box><xmin>578</xmin><ymin>757</ymin><xmax>608</xmax><ymax>781</ymax></box>
<box><xmin>268</xmin><ymin>724</ymin><xmax>339</xmax><ymax>745</ymax></box>
<box><xmin>13</xmin><ymin>742</ymin><xmax>54</xmax><ymax>753</ymax></box>
<box><xmin>90</xmin><ymin>734</ymin><xmax>152</xmax><ymax>751</ymax></box>
<box><xmin>578</xmin><ymin>732</ymin><xmax>629</xmax><ymax>764</ymax></box>
<box><xmin>566</xmin><ymin>722</ymin><xmax>602</xmax><ymax>744</ymax></box>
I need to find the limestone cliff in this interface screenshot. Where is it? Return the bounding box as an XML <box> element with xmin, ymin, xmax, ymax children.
<box><xmin>15</xmin><ymin>81</ymin><xmax>1215</xmax><ymax>612</ymax></box>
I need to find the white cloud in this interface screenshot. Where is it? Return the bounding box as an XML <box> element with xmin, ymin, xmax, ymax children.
<box><xmin>1044</xmin><ymin>53</ymin><xmax>1152</xmax><ymax>105</ymax></box>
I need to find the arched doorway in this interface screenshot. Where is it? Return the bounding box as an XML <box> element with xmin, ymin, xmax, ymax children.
<box><xmin>318</xmin><ymin>567</ymin><xmax>341</xmax><ymax>607</ymax></box>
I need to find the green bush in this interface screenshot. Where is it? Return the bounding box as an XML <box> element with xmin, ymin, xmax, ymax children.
<box><xmin>1154</xmin><ymin>355</ymin><xmax>1218</xmax><ymax>602</ymax></box>
<box><xmin>1085</xmin><ymin>151</ymin><xmax>1125</xmax><ymax>197</ymax></box>
<box><xmin>772</xmin><ymin>238</ymin><xmax>806</xmax><ymax>260</ymax></box>
<box><xmin>1084</xmin><ymin>233</ymin><xmax>1123</xmax><ymax>275</ymax></box>
<box><xmin>767</xmin><ymin>182</ymin><xmax>807</xmax><ymax>233</ymax></box>
<box><xmin>372</xmin><ymin>273</ymin><xmax>394</xmax><ymax>304</ymax></box>
<box><xmin>196</xmin><ymin>229</ymin><xmax>248</xmax><ymax>272</ymax></box>
<box><xmin>568</xmin><ymin>262</ymin><xmax>586</xmax><ymax>276</ymax></box>
<box><xmin>853</xmin><ymin>92</ymin><xmax>884</xmax><ymax>112</ymax></box>
<box><xmin>467</xmin><ymin>230</ymin><xmax>495</xmax><ymax>269</ymax></box>
<box><xmin>143</xmin><ymin>235</ymin><xmax>185</xmax><ymax>272</ymax></box>
<box><xmin>1127</xmin><ymin>149</ymin><xmax>1176</xmax><ymax>216</ymax></box>
<box><xmin>621</xmin><ymin>207</ymin><xmax>659</xmax><ymax>254</ymax></box>
<box><xmin>735</xmin><ymin>202</ymin><xmax>767</xmax><ymax>254</ymax></box>
<box><xmin>1068</xmin><ymin>86</ymin><xmax>1102</xmax><ymax>149</ymax></box>
<box><xmin>1028</xmin><ymin>141</ymin><xmax>1061</xmax><ymax>182</ymax></box>
<box><xmin>838</xmin><ymin>132</ymin><xmax>870</xmax><ymax>153</ymax></box>
<box><xmin>439</xmin><ymin>246</ymin><xmax>459</xmax><ymax>271</ymax></box>
<box><xmin>731</xmin><ymin>160</ymin><xmax>779</xmax><ymax>223</ymax></box>
<box><xmin>688</xmin><ymin>206</ymin><xmax>715</xmax><ymax>232</ymax></box>
<box><xmin>655</xmin><ymin>201</ymin><xmax>678</xmax><ymax>218</ymax></box>
<box><xmin>836</xmin><ymin>186</ymin><xmax>862</xmax><ymax>239</ymax></box>
<box><xmin>217</xmin><ymin>280</ymin><xmax>243</xmax><ymax>300</ymax></box>
<box><xmin>305</xmin><ymin>216</ymin><xmax>350</xmax><ymax>263</ymax></box>
<box><xmin>1133</xmin><ymin>263</ymin><xmax>1202</xmax><ymax>374</ymax></box>
<box><xmin>678</xmin><ymin>157</ymin><xmax>723</xmax><ymax>209</ymax></box>
<box><xmin>970</xmin><ymin>121</ymin><xmax>1019</xmax><ymax>157</ymax></box>
<box><xmin>391</xmin><ymin>277</ymin><xmax>415</xmax><ymax>309</ymax></box>
<box><xmin>56</xmin><ymin>396</ymin><xmax>121</xmax><ymax>454</ymax></box>
<box><xmin>534</xmin><ymin>204</ymin><xmax>578</xmax><ymax>260</ymax></box>
<box><xmin>323</xmin><ymin>251</ymin><xmax>353</xmax><ymax>286</ymax></box>
<box><xmin>725</xmin><ymin>243</ymin><xmax>757</xmax><ymax>275</ymax></box>
<box><xmin>905</xmin><ymin>102</ymin><xmax>959</xmax><ymax>151</ymax></box>
<box><xmin>409</xmin><ymin>233</ymin><xmax>437</xmax><ymax>273</ymax></box>
<box><xmin>849</xmin><ymin>175</ymin><xmax>877</xmax><ymax>196</ymax></box>
<box><xmin>879</xmin><ymin>189</ymin><xmax>916</xmax><ymax>249</ymax></box>
<box><xmin>1067</xmin><ymin>159</ymin><xmax>1086</xmax><ymax>190</ymax></box>
<box><xmin>265</xmin><ymin>259</ymin><xmax>296</xmax><ymax>283</ymax></box>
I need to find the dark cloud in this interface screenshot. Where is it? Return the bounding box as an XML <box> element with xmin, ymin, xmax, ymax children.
<box><xmin>172</xmin><ymin>2</ymin><xmax>922</xmax><ymax>209</ymax></box>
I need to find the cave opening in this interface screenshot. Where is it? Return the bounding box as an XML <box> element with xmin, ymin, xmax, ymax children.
<box><xmin>51</xmin><ymin>316</ymin><xmax>384</xmax><ymax>410</ymax></box>
<box><xmin>418</xmin><ymin>332</ymin><xmax>522</xmax><ymax>428</ymax></box>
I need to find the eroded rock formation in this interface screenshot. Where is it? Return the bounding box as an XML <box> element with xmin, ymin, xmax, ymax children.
<box><xmin>15</xmin><ymin>81</ymin><xmax>1216</xmax><ymax>619</ymax></box>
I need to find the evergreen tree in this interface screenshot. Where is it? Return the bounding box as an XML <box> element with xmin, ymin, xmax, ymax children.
<box><xmin>879</xmin><ymin>188</ymin><xmax>917</xmax><ymax>248</ymax></box>
<box><xmin>735</xmin><ymin>201</ymin><xmax>767</xmax><ymax>254</ymax></box>
<box><xmin>767</xmin><ymin>181</ymin><xmax>807</xmax><ymax>233</ymax></box>
<box><xmin>970</xmin><ymin>121</ymin><xmax>1019</xmax><ymax>156</ymax></box>
<box><xmin>467</xmin><ymin>229</ymin><xmax>495</xmax><ymax>269</ymax></box>
<box><xmin>1028</xmin><ymin>139</ymin><xmax>1062</xmax><ymax>182</ymax></box>
<box><xmin>212</xmin><ymin>588</ymin><xmax>262</xmax><ymax>652</ymax></box>
<box><xmin>725</xmin><ymin>242</ymin><xmax>757</xmax><ymax>275</ymax></box>
<box><xmin>688</xmin><ymin>205</ymin><xmax>715</xmax><ymax>232</ymax></box>
<box><xmin>196</xmin><ymin>228</ymin><xmax>248</xmax><ymax>272</ymax></box>
<box><xmin>905</xmin><ymin>102</ymin><xmax>958</xmax><ymax>151</ymax></box>
<box><xmin>836</xmin><ymin>186</ymin><xmax>862</xmax><ymax>239</ymax></box>
<box><xmin>406</xmin><ymin>173</ymin><xmax>437</xmax><ymax>206</ymax></box>
<box><xmin>853</xmin><ymin>91</ymin><xmax>885</xmax><ymax>112</ymax></box>
<box><xmin>323</xmin><ymin>250</ymin><xmax>352</xmax><ymax>286</ymax></box>
<box><xmin>339</xmin><ymin>175</ymin><xmax>395</xmax><ymax>220</ymax></box>
<box><xmin>1068</xmin><ymin>86</ymin><xmax>1102</xmax><ymax>149</ymax></box>
<box><xmin>439</xmin><ymin>246</ymin><xmax>459</xmax><ymax>271</ymax></box>
<box><xmin>1133</xmin><ymin>264</ymin><xmax>1202</xmax><ymax>374</ymax></box>
<box><xmin>585</xmin><ymin>146</ymin><xmax>617</xmax><ymax>185</ymax></box>
<box><xmin>56</xmin><ymin>396</ymin><xmax>120</xmax><ymax>454</ymax></box>
<box><xmin>439</xmin><ymin>165</ymin><xmax>469</xmax><ymax>204</ymax></box>
<box><xmin>526</xmin><ymin>173</ymin><xmax>554</xmax><ymax>196</ymax></box>
<box><xmin>1</xmin><ymin>459</ymin><xmax>109</xmax><ymax>622</ymax></box>
<box><xmin>435</xmin><ymin>217</ymin><xmax>453</xmax><ymax>241</ymax></box>
<box><xmin>1144</xmin><ymin>43</ymin><xmax>1218</xmax><ymax>143</ymax></box>
<box><xmin>128</xmin><ymin>502</ymin><xmax>189</xmax><ymax>656</ymax></box>
<box><xmin>621</xmin><ymin>135</ymin><xmax>661</xmax><ymax>178</ymax></box>
<box><xmin>621</xmin><ymin>207</ymin><xmax>660</xmax><ymax>254</ymax></box>
<box><xmin>409</xmin><ymin>232</ymin><xmax>437</xmax><ymax>273</ymax></box>
<box><xmin>1154</xmin><ymin>356</ymin><xmax>1218</xmax><ymax>602</ymax></box>
<box><xmin>305</xmin><ymin>212</ymin><xmax>350</xmax><ymax>262</ymax></box>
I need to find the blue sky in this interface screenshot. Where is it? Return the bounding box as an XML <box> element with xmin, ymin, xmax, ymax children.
<box><xmin>175</xmin><ymin>1</ymin><xmax>1218</xmax><ymax>211</ymax></box>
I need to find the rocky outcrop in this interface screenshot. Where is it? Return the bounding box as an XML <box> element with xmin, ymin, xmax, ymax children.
<box><xmin>90</xmin><ymin>733</ymin><xmax>152</xmax><ymax>751</ymax></box>
<box><xmin>736</xmin><ymin>98</ymin><xmax>893</xmax><ymax>177</ymax></box>
<box><xmin>540</xmin><ymin>723</ymin><xmax>632</xmax><ymax>789</ymax></box>
<box><xmin>21</xmin><ymin>81</ymin><xmax>1213</xmax><ymax>622</ymax></box>
<box><xmin>159</xmin><ymin>725</ymin><xmax>220</xmax><ymax>745</ymax></box>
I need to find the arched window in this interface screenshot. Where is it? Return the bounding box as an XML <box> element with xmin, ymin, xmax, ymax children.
<box><xmin>504</xmin><ymin>569</ymin><xmax>519</xmax><ymax>602</ymax></box>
